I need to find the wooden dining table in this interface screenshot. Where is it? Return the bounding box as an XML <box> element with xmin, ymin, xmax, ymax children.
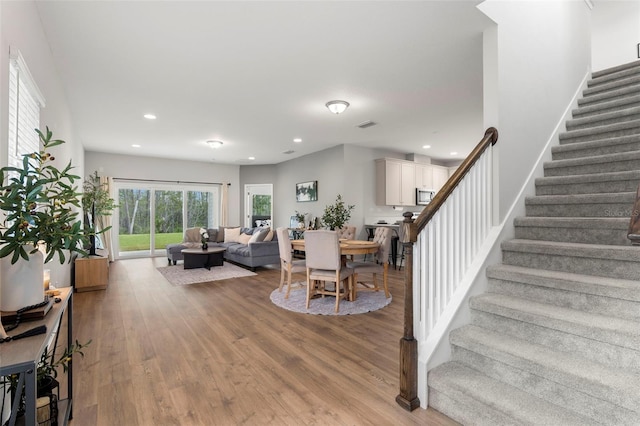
<box><xmin>290</xmin><ymin>239</ymin><xmax>380</xmax><ymax>301</ymax></box>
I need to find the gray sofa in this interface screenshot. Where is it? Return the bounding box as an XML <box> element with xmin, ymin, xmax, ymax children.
<box><xmin>166</xmin><ymin>227</ymin><xmax>279</xmax><ymax>271</ymax></box>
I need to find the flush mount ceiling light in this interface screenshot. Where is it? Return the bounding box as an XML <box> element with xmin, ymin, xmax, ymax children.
<box><xmin>143</xmin><ymin>113</ymin><xmax>156</xmax><ymax>120</ymax></box>
<box><xmin>293</xmin><ymin>138</ymin><xmax>302</xmax><ymax>143</ymax></box>
<box><xmin>207</xmin><ymin>140</ymin><xmax>223</xmax><ymax>149</ymax></box>
<box><xmin>325</xmin><ymin>100</ymin><xmax>350</xmax><ymax>114</ymax></box>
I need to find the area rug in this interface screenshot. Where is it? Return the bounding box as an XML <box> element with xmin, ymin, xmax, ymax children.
<box><xmin>270</xmin><ymin>286</ymin><xmax>392</xmax><ymax>315</ymax></box>
<box><xmin>156</xmin><ymin>262</ymin><xmax>256</xmax><ymax>285</ymax></box>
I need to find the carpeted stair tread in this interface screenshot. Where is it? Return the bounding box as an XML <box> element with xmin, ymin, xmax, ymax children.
<box><xmin>428</xmin><ymin>362</ymin><xmax>599</xmax><ymax>426</ymax></box>
<box><xmin>486</xmin><ymin>264</ymin><xmax>640</xmax><ymax>303</ymax></box>
<box><xmin>450</xmin><ymin>325</ymin><xmax>640</xmax><ymax>413</ymax></box>
<box><xmin>535</xmin><ymin>170</ymin><xmax>640</xmax><ymax>195</ymax></box>
<box><xmin>583</xmin><ymin>74</ymin><xmax>640</xmax><ymax>97</ymax></box>
<box><xmin>544</xmin><ymin>147</ymin><xmax>640</xmax><ymax>174</ymax></box>
<box><xmin>559</xmin><ymin>119</ymin><xmax>640</xmax><ymax>144</ymax></box>
<box><xmin>470</xmin><ymin>293</ymin><xmax>640</xmax><ymax>351</ymax></box>
<box><xmin>551</xmin><ymin>134</ymin><xmax>640</xmax><ymax>160</ymax></box>
<box><xmin>501</xmin><ymin>239</ymin><xmax>638</xmax><ymax>261</ymax></box>
<box><xmin>566</xmin><ymin>105</ymin><xmax>640</xmax><ymax>131</ymax></box>
<box><xmin>514</xmin><ymin>216</ymin><xmax>627</xmax><ymax>228</ymax></box>
<box><xmin>525</xmin><ymin>191</ymin><xmax>634</xmax><ymax>205</ymax></box>
<box><xmin>578</xmin><ymin>83</ymin><xmax>640</xmax><ymax>108</ymax></box>
<box><xmin>572</xmin><ymin>94</ymin><xmax>640</xmax><ymax>118</ymax></box>
<box><xmin>513</xmin><ymin>216</ymin><xmax>629</xmax><ymax>245</ymax></box>
<box><xmin>591</xmin><ymin>59</ymin><xmax>640</xmax><ymax>80</ymax></box>
<box><xmin>536</xmin><ymin>169</ymin><xmax>640</xmax><ymax>187</ymax></box>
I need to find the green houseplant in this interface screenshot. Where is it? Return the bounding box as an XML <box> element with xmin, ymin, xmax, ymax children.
<box><xmin>321</xmin><ymin>194</ymin><xmax>355</xmax><ymax>230</ymax></box>
<box><xmin>0</xmin><ymin>127</ymin><xmax>87</xmax><ymax>312</ymax></box>
<box><xmin>2</xmin><ymin>339</ymin><xmax>91</xmax><ymax>419</ymax></box>
<box><xmin>0</xmin><ymin>127</ymin><xmax>87</xmax><ymax>264</ymax></box>
<box><xmin>82</xmin><ymin>171</ymin><xmax>117</xmax><ymax>256</ymax></box>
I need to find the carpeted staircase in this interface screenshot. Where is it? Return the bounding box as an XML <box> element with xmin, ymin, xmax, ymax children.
<box><xmin>427</xmin><ymin>60</ymin><xmax>640</xmax><ymax>425</ymax></box>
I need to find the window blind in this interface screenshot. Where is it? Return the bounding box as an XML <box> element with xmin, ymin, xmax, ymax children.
<box><xmin>7</xmin><ymin>49</ymin><xmax>45</xmax><ymax>170</ymax></box>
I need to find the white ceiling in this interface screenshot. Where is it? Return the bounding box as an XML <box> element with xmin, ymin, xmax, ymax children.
<box><xmin>35</xmin><ymin>1</ymin><xmax>492</xmax><ymax>166</ymax></box>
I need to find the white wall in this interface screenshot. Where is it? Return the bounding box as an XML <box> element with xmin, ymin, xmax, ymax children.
<box><xmin>592</xmin><ymin>0</ymin><xmax>640</xmax><ymax>71</ymax></box>
<box><xmin>478</xmin><ymin>0</ymin><xmax>592</xmax><ymax>220</ymax></box>
<box><xmin>266</xmin><ymin>144</ymin><xmax>412</xmax><ymax>238</ymax></box>
<box><xmin>84</xmin><ymin>151</ymin><xmax>241</xmax><ymax>225</ymax></box>
<box><xmin>1</xmin><ymin>1</ymin><xmax>82</xmax><ymax>288</ymax></box>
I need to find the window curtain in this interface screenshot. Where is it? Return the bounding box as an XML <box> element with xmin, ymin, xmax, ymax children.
<box><xmin>97</xmin><ymin>176</ymin><xmax>115</xmax><ymax>261</ymax></box>
<box><xmin>221</xmin><ymin>182</ymin><xmax>229</xmax><ymax>226</ymax></box>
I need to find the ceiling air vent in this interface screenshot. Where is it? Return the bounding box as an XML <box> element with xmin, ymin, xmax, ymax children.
<box><xmin>282</xmin><ymin>150</ymin><xmax>295</xmax><ymax>154</ymax></box>
<box><xmin>357</xmin><ymin>120</ymin><xmax>377</xmax><ymax>129</ymax></box>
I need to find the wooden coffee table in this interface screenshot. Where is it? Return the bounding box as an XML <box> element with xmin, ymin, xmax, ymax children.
<box><xmin>181</xmin><ymin>247</ymin><xmax>226</xmax><ymax>270</ymax></box>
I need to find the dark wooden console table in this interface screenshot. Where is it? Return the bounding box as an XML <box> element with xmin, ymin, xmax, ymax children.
<box><xmin>0</xmin><ymin>287</ymin><xmax>73</xmax><ymax>425</ymax></box>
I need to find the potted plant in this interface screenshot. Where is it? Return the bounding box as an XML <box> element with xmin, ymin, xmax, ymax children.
<box><xmin>82</xmin><ymin>171</ymin><xmax>117</xmax><ymax>256</ymax></box>
<box><xmin>0</xmin><ymin>127</ymin><xmax>88</xmax><ymax>311</ymax></box>
<box><xmin>321</xmin><ymin>194</ymin><xmax>355</xmax><ymax>230</ymax></box>
<box><xmin>294</xmin><ymin>211</ymin><xmax>307</xmax><ymax>229</ymax></box>
<box><xmin>2</xmin><ymin>339</ymin><xmax>90</xmax><ymax>420</ymax></box>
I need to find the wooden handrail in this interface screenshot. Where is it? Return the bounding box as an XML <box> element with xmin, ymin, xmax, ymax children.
<box><xmin>396</xmin><ymin>127</ymin><xmax>498</xmax><ymax>411</ymax></box>
<box><xmin>414</xmin><ymin>127</ymin><xmax>498</xmax><ymax>233</ymax></box>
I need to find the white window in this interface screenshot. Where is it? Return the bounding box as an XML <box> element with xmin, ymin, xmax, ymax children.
<box><xmin>8</xmin><ymin>48</ymin><xmax>45</xmax><ymax>169</ymax></box>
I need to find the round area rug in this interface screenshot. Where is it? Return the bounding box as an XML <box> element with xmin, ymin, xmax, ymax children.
<box><xmin>270</xmin><ymin>285</ymin><xmax>392</xmax><ymax>315</ymax></box>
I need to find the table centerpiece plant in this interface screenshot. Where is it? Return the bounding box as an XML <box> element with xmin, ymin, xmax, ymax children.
<box><xmin>0</xmin><ymin>127</ymin><xmax>88</xmax><ymax>312</ymax></box>
<box><xmin>321</xmin><ymin>194</ymin><xmax>355</xmax><ymax>231</ymax></box>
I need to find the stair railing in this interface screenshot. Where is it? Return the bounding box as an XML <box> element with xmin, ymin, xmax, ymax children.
<box><xmin>396</xmin><ymin>127</ymin><xmax>498</xmax><ymax>410</ymax></box>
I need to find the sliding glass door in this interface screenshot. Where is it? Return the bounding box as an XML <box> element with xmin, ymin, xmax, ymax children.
<box><xmin>113</xmin><ymin>182</ymin><xmax>220</xmax><ymax>259</ymax></box>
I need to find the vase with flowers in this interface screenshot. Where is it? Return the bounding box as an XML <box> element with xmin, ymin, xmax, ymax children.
<box><xmin>200</xmin><ymin>228</ymin><xmax>209</xmax><ymax>250</ymax></box>
<box><xmin>0</xmin><ymin>127</ymin><xmax>88</xmax><ymax>312</ymax></box>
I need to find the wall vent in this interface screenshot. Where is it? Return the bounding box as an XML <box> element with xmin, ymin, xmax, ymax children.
<box><xmin>357</xmin><ymin>120</ymin><xmax>377</xmax><ymax>129</ymax></box>
<box><xmin>282</xmin><ymin>150</ymin><xmax>295</xmax><ymax>154</ymax></box>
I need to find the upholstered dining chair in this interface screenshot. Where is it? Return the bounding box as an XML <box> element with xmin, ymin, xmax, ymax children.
<box><xmin>336</xmin><ymin>226</ymin><xmax>357</xmax><ymax>260</ymax></box>
<box><xmin>336</xmin><ymin>226</ymin><xmax>356</xmax><ymax>240</ymax></box>
<box><xmin>347</xmin><ymin>226</ymin><xmax>392</xmax><ymax>299</ymax></box>
<box><xmin>304</xmin><ymin>230</ymin><xmax>354</xmax><ymax>313</ymax></box>
<box><xmin>276</xmin><ymin>227</ymin><xmax>306</xmax><ymax>299</ymax></box>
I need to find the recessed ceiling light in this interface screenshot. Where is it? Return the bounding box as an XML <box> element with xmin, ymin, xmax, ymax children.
<box><xmin>132</xmin><ymin>144</ymin><xmax>141</xmax><ymax>148</ymax></box>
<box><xmin>422</xmin><ymin>145</ymin><xmax>431</xmax><ymax>149</ymax></box>
<box><xmin>248</xmin><ymin>156</ymin><xmax>255</xmax><ymax>161</ymax></box>
<box><xmin>293</xmin><ymin>138</ymin><xmax>302</xmax><ymax>143</ymax></box>
<box><xmin>143</xmin><ymin>114</ymin><xmax>156</xmax><ymax>120</ymax></box>
<box><xmin>207</xmin><ymin>140</ymin><xmax>223</xmax><ymax>149</ymax></box>
<box><xmin>450</xmin><ymin>151</ymin><xmax>458</xmax><ymax>156</ymax></box>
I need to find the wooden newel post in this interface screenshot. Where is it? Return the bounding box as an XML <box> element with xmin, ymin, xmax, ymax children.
<box><xmin>396</xmin><ymin>211</ymin><xmax>420</xmax><ymax>411</ymax></box>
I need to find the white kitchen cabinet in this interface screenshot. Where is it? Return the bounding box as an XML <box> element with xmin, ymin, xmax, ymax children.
<box><xmin>432</xmin><ymin>165</ymin><xmax>449</xmax><ymax>191</ymax></box>
<box><xmin>415</xmin><ymin>164</ymin><xmax>434</xmax><ymax>189</ymax></box>
<box><xmin>376</xmin><ymin>158</ymin><xmax>416</xmax><ymax>206</ymax></box>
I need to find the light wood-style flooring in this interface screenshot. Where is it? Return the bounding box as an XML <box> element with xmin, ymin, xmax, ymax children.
<box><xmin>68</xmin><ymin>257</ymin><xmax>458</xmax><ymax>425</ymax></box>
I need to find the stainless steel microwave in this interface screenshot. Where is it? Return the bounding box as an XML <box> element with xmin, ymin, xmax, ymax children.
<box><xmin>416</xmin><ymin>188</ymin><xmax>436</xmax><ymax>205</ymax></box>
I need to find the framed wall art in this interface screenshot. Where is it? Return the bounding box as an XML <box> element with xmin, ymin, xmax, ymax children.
<box><xmin>296</xmin><ymin>180</ymin><xmax>318</xmax><ymax>202</ymax></box>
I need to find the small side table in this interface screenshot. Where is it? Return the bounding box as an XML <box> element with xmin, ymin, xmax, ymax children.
<box><xmin>182</xmin><ymin>247</ymin><xmax>226</xmax><ymax>270</ymax></box>
<box><xmin>74</xmin><ymin>255</ymin><xmax>109</xmax><ymax>292</ymax></box>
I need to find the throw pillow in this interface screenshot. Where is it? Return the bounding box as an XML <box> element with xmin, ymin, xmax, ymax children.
<box><xmin>206</xmin><ymin>228</ymin><xmax>218</xmax><ymax>242</ymax></box>
<box><xmin>249</xmin><ymin>227</ymin><xmax>269</xmax><ymax>243</ymax></box>
<box><xmin>238</xmin><ymin>233</ymin><xmax>252</xmax><ymax>245</ymax></box>
<box><xmin>263</xmin><ymin>229</ymin><xmax>274</xmax><ymax>242</ymax></box>
<box><xmin>224</xmin><ymin>227</ymin><xmax>241</xmax><ymax>243</ymax></box>
<box><xmin>184</xmin><ymin>227</ymin><xmax>201</xmax><ymax>243</ymax></box>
